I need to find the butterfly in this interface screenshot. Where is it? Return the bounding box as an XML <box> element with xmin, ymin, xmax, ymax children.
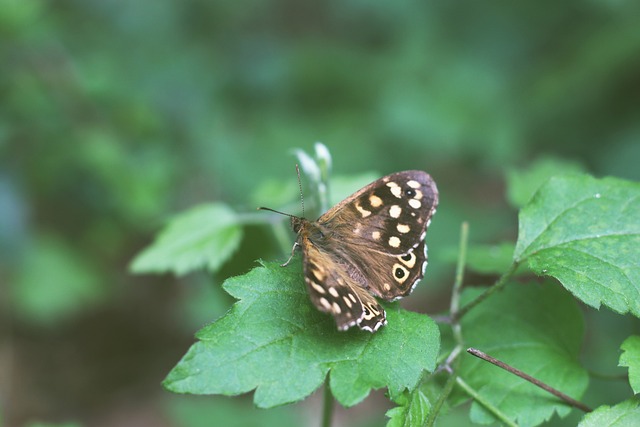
<box><xmin>261</xmin><ymin>170</ymin><xmax>438</xmax><ymax>332</ymax></box>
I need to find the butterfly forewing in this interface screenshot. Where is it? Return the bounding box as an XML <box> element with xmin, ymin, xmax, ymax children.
<box><xmin>285</xmin><ymin>170</ymin><xmax>438</xmax><ymax>332</ymax></box>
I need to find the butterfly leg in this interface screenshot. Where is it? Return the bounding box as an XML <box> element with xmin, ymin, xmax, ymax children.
<box><xmin>281</xmin><ymin>241</ymin><xmax>300</xmax><ymax>267</ymax></box>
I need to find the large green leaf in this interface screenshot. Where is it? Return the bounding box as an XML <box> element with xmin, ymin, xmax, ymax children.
<box><xmin>459</xmin><ymin>283</ymin><xmax>588</xmax><ymax>426</ymax></box>
<box><xmin>619</xmin><ymin>335</ymin><xmax>640</xmax><ymax>395</ymax></box>
<box><xmin>578</xmin><ymin>398</ymin><xmax>640</xmax><ymax>427</ymax></box>
<box><xmin>130</xmin><ymin>203</ymin><xmax>242</xmax><ymax>276</ymax></box>
<box><xmin>163</xmin><ymin>260</ymin><xmax>440</xmax><ymax>408</ymax></box>
<box><xmin>514</xmin><ymin>174</ymin><xmax>640</xmax><ymax>317</ymax></box>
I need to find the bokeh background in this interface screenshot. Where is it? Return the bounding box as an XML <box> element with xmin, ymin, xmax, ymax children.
<box><xmin>2</xmin><ymin>1</ymin><xmax>640</xmax><ymax>426</ymax></box>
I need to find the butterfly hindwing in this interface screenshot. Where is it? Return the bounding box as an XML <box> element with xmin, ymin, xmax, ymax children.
<box><xmin>301</xmin><ymin>238</ymin><xmax>386</xmax><ymax>331</ymax></box>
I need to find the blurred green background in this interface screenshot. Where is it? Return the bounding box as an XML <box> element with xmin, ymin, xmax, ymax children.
<box><xmin>1</xmin><ymin>0</ymin><xmax>639</xmax><ymax>426</ymax></box>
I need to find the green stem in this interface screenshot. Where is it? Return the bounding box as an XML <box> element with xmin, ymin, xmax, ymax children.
<box><xmin>450</xmin><ymin>221</ymin><xmax>469</xmax><ymax>343</ymax></box>
<box><xmin>322</xmin><ymin>379</ymin><xmax>335</xmax><ymax>427</ymax></box>
<box><xmin>425</xmin><ymin>222</ymin><xmax>469</xmax><ymax>426</ymax></box>
<box><xmin>454</xmin><ymin>260</ymin><xmax>520</xmax><ymax>321</ymax></box>
<box><xmin>425</xmin><ymin>365</ymin><xmax>458</xmax><ymax>427</ymax></box>
<box><xmin>455</xmin><ymin>377</ymin><xmax>517</xmax><ymax>427</ymax></box>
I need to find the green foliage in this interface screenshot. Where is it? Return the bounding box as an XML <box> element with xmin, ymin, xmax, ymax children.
<box><xmin>13</xmin><ymin>235</ymin><xmax>103</xmax><ymax>324</ymax></box>
<box><xmin>578</xmin><ymin>398</ymin><xmax>640</xmax><ymax>427</ymax></box>
<box><xmin>163</xmin><ymin>260</ymin><xmax>440</xmax><ymax>408</ymax></box>
<box><xmin>130</xmin><ymin>203</ymin><xmax>243</xmax><ymax>276</ymax></box>
<box><xmin>5</xmin><ymin>0</ymin><xmax>640</xmax><ymax>425</ymax></box>
<box><xmin>515</xmin><ymin>174</ymin><xmax>640</xmax><ymax>317</ymax></box>
<box><xmin>146</xmin><ymin>152</ymin><xmax>639</xmax><ymax>426</ymax></box>
<box><xmin>619</xmin><ymin>336</ymin><xmax>640</xmax><ymax>395</ymax></box>
<box><xmin>386</xmin><ymin>388</ymin><xmax>431</xmax><ymax>427</ymax></box>
<box><xmin>506</xmin><ymin>158</ymin><xmax>586</xmax><ymax>208</ymax></box>
<box><xmin>464</xmin><ymin>242</ymin><xmax>515</xmax><ymax>275</ymax></box>
<box><xmin>460</xmin><ymin>284</ymin><xmax>588</xmax><ymax>425</ymax></box>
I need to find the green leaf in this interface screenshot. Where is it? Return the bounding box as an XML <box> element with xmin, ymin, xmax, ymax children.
<box><xmin>386</xmin><ymin>388</ymin><xmax>431</xmax><ymax>427</ymax></box>
<box><xmin>459</xmin><ymin>283</ymin><xmax>588</xmax><ymax>426</ymax></box>
<box><xmin>578</xmin><ymin>397</ymin><xmax>640</xmax><ymax>427</ymax></box>
<box><xmin>514</xmin><ymin>174</ymin><xmax>640</xmax><ymax>317</ymax></box>
<box><xmin>464</xmin><ymin>242</ymin><xmax>515</xmax><ymax>275</ymax></box>
<box><xmin>619</xmin><ymin>335</ymin><xmax>640</xmax><ymax>394</ymax></box>
<box><xmin>130</xmin><ymin>203</ymin><xmax>242</xmax><ymax>276</ymax></box>
<box><xmin>506</xmin><ymin>158</ymin><xmax>586</xmax><ymax>208</ymax></box>
<box><xmin>163</xmin><ymin>260</ymin><xmax>440</xmax><ymax>408</ymax></box>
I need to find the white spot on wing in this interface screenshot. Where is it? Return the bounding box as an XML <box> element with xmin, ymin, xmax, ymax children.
<box><xmin>311</xmin><ymin>282</ymin><xmax>326</xmax><ymax>294</ymax></box>
<box><xmin>356</xmin><ymin>204</ymin><xmax>372</xmax><ymax>217</ymax></box>
<box><xmin>389</xmin><ymin>205</ymin><xmax>402</xmax><ymax>218</ymax></box>
<box><xmin>397</xmin><ymin>224</ymin><xmax>410</xmax><ymax>233</ymax></box>
<box><xmin>409</xmin><ymin>199</ymin><xmax>421</xmax><ymax>209</ymax></box>
<box><xmin>332</xmin><ymin>302</ymin><xmax>342</xmax><ymax>314</ymax></box>
<box><xmin>389</xmin><ymin>236</ymin><xmax>401</xmax><ymax>248</ymax></box>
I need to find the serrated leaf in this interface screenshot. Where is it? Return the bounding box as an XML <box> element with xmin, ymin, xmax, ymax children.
<box><xmin>578</xmin><ymin>397</ymin><xmax>640</xmax><ymax>427</ymax></box>
<box><xmin>506</xmin><ymin>158</ymin><xmax>586</xmax><ymax>208</ymax></box>
<box><xmin>514</xmin><ymin>174</ymin><xmax>640</xmax><ymax>318</ymax></box>
<box><xmin>386</xmin><ymin>388</ymin><xmax>431</xmax><ymax>427</ymax></box>
<box><xmin>619</xmin><ymin>335</ymin><xmax>640</xmax><ymax>394</ymax></box>
<box><xmin>459</xmin><ymin>283</ymin><xmax>588</xmax><ymax>426</ymax></box>
<box><xmin>163</xmin><ymin>260</ymin><xmax>440</xmax><ymax>408</ymax></box>
<box><xmin>130</xmin><ymin>203</ymin><xmax>242</xmax><ymax>276</ymax></box>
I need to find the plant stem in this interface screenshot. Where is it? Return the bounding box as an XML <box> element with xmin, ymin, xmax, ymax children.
<box><xmin>425</xmin><ymin>222</ymin><xmax>469</xmax><ymax>426</ymax></box>
<box><xmin>450</xmin><ymin>221</ymin><xmax>469</xmax><ymax>343</ymax></box>
<box><xmin>454</xmin><ymin>260</ymin><xmax>520</xmax><ymax>321</ymax></box>
<box><xmin>467</xmin><ymin>348</ymin><xmax>593</xmax><ymax>413</ymax></box>
<box><xmin>455</xmin><ymin>377</ymin><xmax>518</xmax><ymax>427</ymax></box>
<box><xmin>322</xmin><ymin>379</ymin><xmax>335</xmax><ymax>427</ymax></box>
<box><xmin>425</xmin><ymin>365</ymin><xmax>458</xmax><ymax>427</ymax></box>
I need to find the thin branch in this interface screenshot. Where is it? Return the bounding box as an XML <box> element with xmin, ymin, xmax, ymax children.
<box><xmin>467</xmin><ymin>348</ymin><xmax>592</xmax><ymax>413</ymax></box>
<box><xmin>455</xmin><ymin>377</ymin><xmax>518</xmax><ymax>427</ymax></box>
<box><xmin>425</xmin><ymin>368</ymin><xmax>458</xmax><ymax>427</ymax></box>
<box><xmin>425</xmin><ymin>222</ymin><xmax>469</xmax><ymax>426</ymax></box>
<box><xmin>450</xmin><ymin>221</ymin><xmax>469</xmax><ymax>343</ymax></box>
<box><xmin>453</xmin><ymin>260</ymin><xmax>520</xmax><ymax>321</ymax></box>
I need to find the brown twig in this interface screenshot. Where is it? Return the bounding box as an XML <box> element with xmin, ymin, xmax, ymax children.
<box><xmin>467</xmin><ymin>347</ymin><xmax>592</xmax><ymax>413</ymax></box>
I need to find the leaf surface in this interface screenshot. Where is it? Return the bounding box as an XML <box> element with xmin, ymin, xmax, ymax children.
<box><xmin>164</xmin><ymin>260</ymin><xmax>440</xmax><ymax>408</ymax></box>
<box><xmin>514</xmin><ymin>174</ymin><xmax>640</xmax><ymax>317</ymax></box>
<box><xmin>459</xmin><ymin>283</ymin><xmax>588</xmax><ymax>426</ymax></box>
<box><xmin>578</xmin><ymin>398</ymin><xmax>640</xmax><ymax>427</ymax></box>
<box><xmin>130</xmin><ymin>203</ymin><xmax>242</xmax><ymax>276</ymax></box>
<box><xmin>619</xmin><ymin>335</ymin><xmax>640</xmax><ymax>395</ymax></box>
<box><xmin>386</xmin><ymin>388</ymin><xmax>431</xmax><ymax>427</ymax></box>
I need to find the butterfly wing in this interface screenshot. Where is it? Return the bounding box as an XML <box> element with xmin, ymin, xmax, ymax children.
<box><xmin>316</xmin><ymin>170</ymin><xmax>438</xmax><ymax>301</ymax></box>
<box><xmin>300</xmin><ymin>233</ymin><xmax>387</xmax><ymax>332</ymax></box>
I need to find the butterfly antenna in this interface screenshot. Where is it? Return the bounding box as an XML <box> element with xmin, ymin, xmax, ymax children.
<box><xmin>295</xmin><ymin>164</ymin><xmax>305</xmax><ymax>218</ymax></box>
<box><xmin>257</xmin><ymin>165</ymin><xmax>306</xmax><ymax>219</ymax></box>
<box><xmin>257</xmin><ymin>206</ymin><xmax>298</xmax><ymax>218</ymax></box>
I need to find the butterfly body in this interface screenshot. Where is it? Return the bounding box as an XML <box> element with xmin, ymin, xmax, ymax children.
<box><xmin>281</xmin><ymin>170</ymin><xmax>438</xmax><ymax>332</ymax></box>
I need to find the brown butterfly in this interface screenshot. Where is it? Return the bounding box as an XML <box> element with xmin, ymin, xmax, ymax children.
<box><xmin>261</xmin><ymin>170</ymin><xmax>438</xmax><ymax>332</ymax></box>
